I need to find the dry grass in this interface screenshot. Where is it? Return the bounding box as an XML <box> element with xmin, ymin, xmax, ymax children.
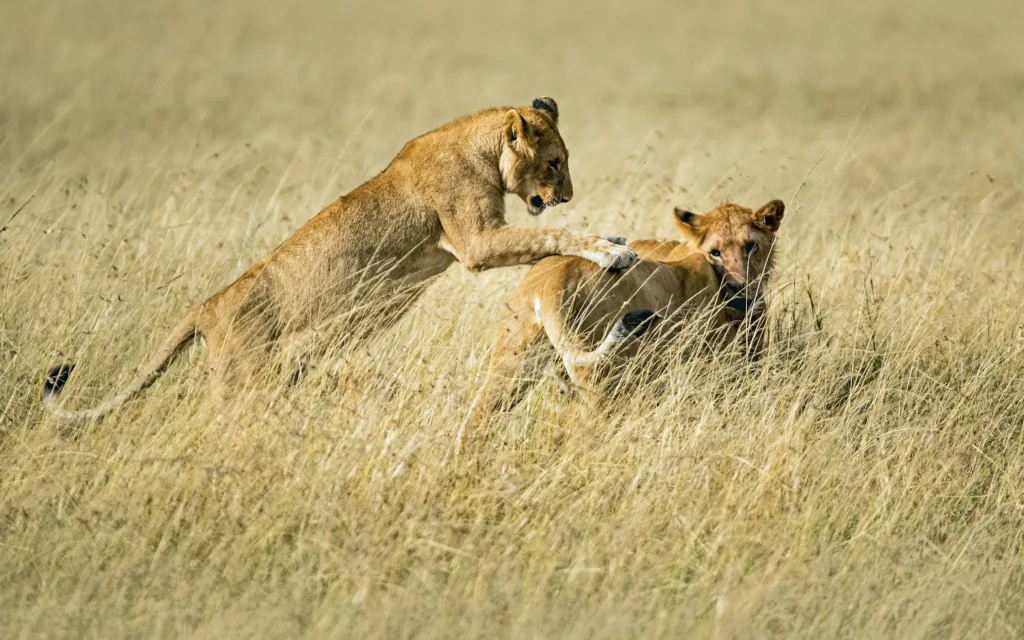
<box><xmin>3</xmin><ymin>0</ymin><xmax>1024</xmax><ymax>637</ymax></box>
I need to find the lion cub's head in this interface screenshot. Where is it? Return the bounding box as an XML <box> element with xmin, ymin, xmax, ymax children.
<box><xmin>500</xmin><ymin>97</ymin><xmax>573</xmax><ymax>216</ymax></box>
<box><xmin>672</xmin><ymin>200</ymin><xmax>785</xmax><ymax>314</ymax></box>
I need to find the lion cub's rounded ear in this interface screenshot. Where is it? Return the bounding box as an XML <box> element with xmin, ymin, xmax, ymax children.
<box><xmin>504</xmin><ymin>109</ymin><xmax>537</xmax><ymax>156</ymax></box>
<box><xmin>755</xmin><ymin>200</ymin><xmax>785</xmax><ymax>231</ymax></box>
<box><xmin>531</xmin><ymin>97</ymin><xmax>559</xmax><ymax>124</ymax></box>
<box><xmin>673</xmin><ymin>206</ymin><xmax>703</xmax><ymax>237</ymax></box>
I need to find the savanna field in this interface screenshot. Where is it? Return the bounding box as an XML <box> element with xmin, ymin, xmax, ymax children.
<box><xmin>3</xmin><ymin>0</ymin><xmax>1024</xmax><ymax>637</ymax></box>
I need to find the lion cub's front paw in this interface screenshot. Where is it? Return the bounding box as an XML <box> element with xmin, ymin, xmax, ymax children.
<box><xmin>593</xmin><ymin>241</ymin><xmax>638</xmax><ymax>271</ymax></box>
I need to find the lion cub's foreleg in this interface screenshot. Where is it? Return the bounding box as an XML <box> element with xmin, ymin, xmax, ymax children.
<box><xmin>452</xmin><ymin>226</ymin><xmax>637</xmax><ymax>272</ymax></box>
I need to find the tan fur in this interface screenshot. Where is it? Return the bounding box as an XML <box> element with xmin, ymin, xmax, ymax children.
<box><xmin>463</xmin><ymin>200</ymin><xmax>785</xmax><ymax>435</ymax></box>
<box><xmin>43</xmin><ymin>98</ymin><xmax>639</xmax><ymax>421</ymax></box>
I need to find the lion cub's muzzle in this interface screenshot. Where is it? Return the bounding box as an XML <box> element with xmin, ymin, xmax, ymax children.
<box><xmin>527</xmin><ymin>178</ymin><xmax>573</xmax><ymax>215</ymax></box>
<box><xmin>722</xmin><ymin>282</ymin><xmax>763</xmax><ymax>316</ymax></box>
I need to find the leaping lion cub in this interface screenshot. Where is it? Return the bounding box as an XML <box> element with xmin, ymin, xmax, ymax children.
<box><xmin>464</xmin><ymin>199</ymin><xmax>785</xmax><ymax>431</ymax></box>
<box><xmin>43</xmin><ymin>98</ymin><xmax>638</xmax><ymax>421</ymax></box>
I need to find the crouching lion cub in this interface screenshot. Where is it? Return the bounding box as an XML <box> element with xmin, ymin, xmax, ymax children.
<box><xmin>463</xmin><ymin>199</ymin><xmax>785</xmax><ymax>434</ymax></box>
<box><xmin>43</xmin><ymin>97</ymin><xmax>638</xmax><ymax>421</ymax></box>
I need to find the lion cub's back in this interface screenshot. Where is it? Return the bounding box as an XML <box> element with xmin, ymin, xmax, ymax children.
<box><xmin>517</xmin><ymin>256</ymin><xmax>683</xmax><ymax>325</ymax></box>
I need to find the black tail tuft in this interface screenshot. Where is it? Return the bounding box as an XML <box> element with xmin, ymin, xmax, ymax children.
<box><xmin>43</xmin><ymin>363</ymin><xmax>75</xmax><ymax>400</ymax></box>
<box><xmin>619</xmin><ymin>309</ymin><xmax>659</xmax><ymax>338</ymax></box>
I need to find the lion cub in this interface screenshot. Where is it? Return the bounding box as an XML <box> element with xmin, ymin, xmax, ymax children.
<box><xmin>464</xmin><ymin>199</ymin><xmax>785</xmax><ymax>431</ymax></box>
<box><xmin>43</xmin><ymin>98</ymin><xmax>638</xmax><ymax>421</ymax></box>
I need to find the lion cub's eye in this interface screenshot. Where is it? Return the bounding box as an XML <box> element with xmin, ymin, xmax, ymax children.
<box><xmin>549</xmin><ymin>159</ymin><xmax>560</xmax><ymax>171</ymax></box>
<box><xmin>709</xmin><ymin>248</ymin><xmax>722</xmax><ymax>258</ymax></box>
<box><xmin>744</xmin><ymin>242</ymin><xmax>758</xmax><ymax>254</ymax></box>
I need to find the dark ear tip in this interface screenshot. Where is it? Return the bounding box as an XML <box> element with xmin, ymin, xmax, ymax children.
<box><xmin>768</xmin><ymin>199</ymin><xmax>785</xmax><ymax>213</ymax></box>
<box><xmin>531</xmin><ymin>97</ymin><xmax>558</xmax><ymax>118</ymax></box>
<box><xmin>673</xmin><ymin>207</ymin><xmax>698</xmax><ymax>224</ymax></box>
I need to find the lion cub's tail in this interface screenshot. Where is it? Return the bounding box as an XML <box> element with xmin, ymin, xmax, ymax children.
<box><xmin>539</xmin><ymin>297</ymin><xmax>658</xmax><ymax>381</ymax></box>
<box><xmin>561</xmin><ymin>309</ymin><xmax>659</xmax><ymax>369</ymax></box>
<box><xmin>42</xmin><ymin>308</ymin><xmax>202</xmax><ymax>422</ymax></box>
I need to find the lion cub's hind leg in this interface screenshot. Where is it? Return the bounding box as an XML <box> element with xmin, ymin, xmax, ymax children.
<box><xmin>204</xmin><ymin>334</ymin><xmax>274</xmax><ymax>415</ymax></box>
<box><xmin>202</xmin><ymin>311</ymin><xmax>291</xmax><ymax>417</ymax></box>
<box><xmin>462</xmin><ymin>309</ymin><xmax>549</xmax><ymax>444</ymax></box>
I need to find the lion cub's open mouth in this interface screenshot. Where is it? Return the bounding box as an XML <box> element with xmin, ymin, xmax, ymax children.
<box><xmin>528</xmin><ymin>195</ymin><xmax>553</xmax><ymax>216</ymax></box>
<box><xmin>725</xmin><ymin>295</ymin><xmax>752</xmax><ymax>314</ymax></box>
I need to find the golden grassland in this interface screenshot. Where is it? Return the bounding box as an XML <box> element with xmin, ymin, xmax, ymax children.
<box><xmin>2</xmin><ymin>0</ymin><xmax>1024</xmax><ymax>636</ymax></box>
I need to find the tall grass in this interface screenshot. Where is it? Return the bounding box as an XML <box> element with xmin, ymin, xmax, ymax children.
<box><xmin>2</xmin><ymin>0</ymin><xmax>1023</xmax><ymax>636</ymax></box>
